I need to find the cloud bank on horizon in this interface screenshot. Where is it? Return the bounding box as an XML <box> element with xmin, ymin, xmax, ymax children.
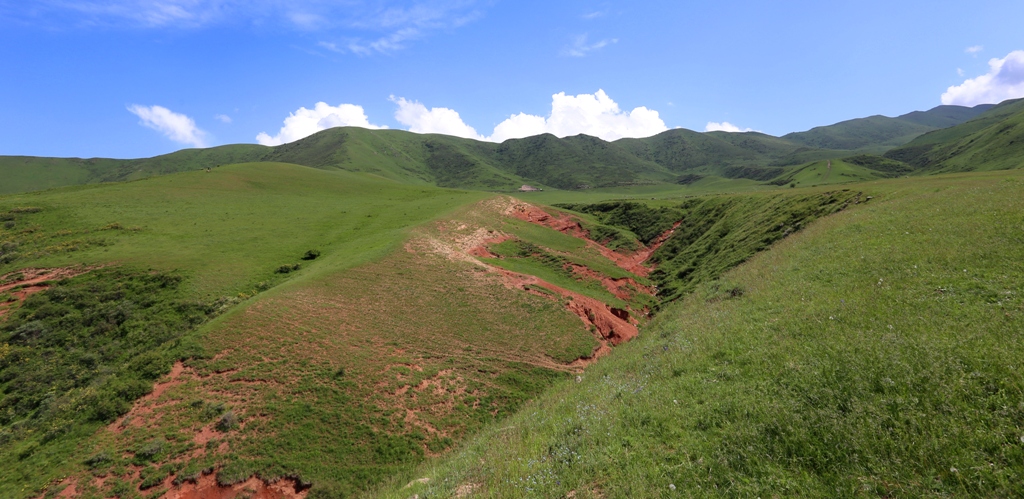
<box><xmin>943</xmin><ymin>50</ymin><xmax>1024</xmax><ymax>107</ymax></box>
<box><xmin>255</xmin><ymin>90</ymin><xmax>669</xmax><ymax>145</ymax></box>
<box><xmin>256</xmin><ymin>103</ymin><xmax>387</xmax><ymax>146</ymax></box>
<box><xmin>704</xmin><ymin>122</ymin><xmax>756</xmax><ymax>133</ymax></box>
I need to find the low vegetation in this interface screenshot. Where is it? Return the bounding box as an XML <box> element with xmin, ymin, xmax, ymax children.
<box><xmin>378</xmin><ymin>170</ymin><xmax>1024</xmax><ymax>498</ymax></box>
<box><xmin>2</xmin><ymin>96</ymin><xmax>1023</xmax><ymax>498</ymax></box>
<box><xmin>0</xmin><ymin>268</ymin><xmax>223</xmax><ymax>494</ymax></box>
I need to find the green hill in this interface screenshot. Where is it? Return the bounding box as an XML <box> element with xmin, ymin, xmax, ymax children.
<box><xmin>378</xmin><ymin>169</ymin><xmax>1024</xmax><ymax>499</ymax></box>
<box><xmin>782</xmin><ymin>103</ymin><xmax>993</xmax><ymax>152</ymax></box>
<box><xmin>896</xmin><ymin>103</ymin><xmax>996</xmax><ymax>128</ymax></box>
<box><xmin>885</xmin><ymin>98</ymin><xmax>1024</xmax><ymax>172</ymax></box>
<box><xmin>0</xmin><ymin>102</ymin><xmax>1016</xmax><ymax>199</ymax></box>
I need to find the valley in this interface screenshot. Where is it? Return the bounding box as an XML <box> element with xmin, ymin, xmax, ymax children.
<box><xmin>1</xmin><ymin>97</ymin><xmax>1023</xmax><ymax>498</ymax></box>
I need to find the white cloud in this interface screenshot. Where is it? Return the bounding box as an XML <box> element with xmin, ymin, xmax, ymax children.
<box><xmin>214</xmin><ymin>114</ymin><xmax>232</xmax><ymax>124</ymax></box>
<box><xmin>390</xmin><ymin>96</ymin><xmax>484</xmax><ymax>140</ymax></box>
<box><xmin>704</xmin><ymin>121</ymin><xmax>755</xmax><ymax>133</ymax></box>
<box><xmin>264</xmin><ymin>90</ymin><xmax>668</xmax><ymax>145</ymax></box>
<box><xmin>562</xmin><ymin>34</ymin><xmax>617</xmax><ymax>57</ymax></box>
<box><xmin>256</xmin><ymin>102</ymin><xmax>386</xmax><ymax>146</ymax></box>
<box><xmin>488</xmin><ymin>90</ymin><xmax>667</xmax><ymax>142</ymax></box>
<box><xmin>941</xmin><ymin>50</ymin><xmax>1024</xmax><ymax>106</ymax></box>
<box><xmin>966</xmin><ymin>45</ymin><xmax>984</xmax><ymax>55</ymax></box>
<box><xmin>957</xmin><ymin>68</ymin><xmax>965</xmax><ymax>77</ymax></box>
<box><xmin>128</xmin><ymin>104</ymin><xmax>208</xmax><ymax>147</ymax></box>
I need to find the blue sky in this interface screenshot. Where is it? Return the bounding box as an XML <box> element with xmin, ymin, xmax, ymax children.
<box><xmin>2</xmin><ymin>0</ymin><xmax>1023</xmax><ymax>158</ymax></box>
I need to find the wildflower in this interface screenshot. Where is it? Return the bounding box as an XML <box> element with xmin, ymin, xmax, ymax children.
<box><xmin>669</xmin><ymin>484</ymin><xmax>676</xmax><ymax>491</ymax></box>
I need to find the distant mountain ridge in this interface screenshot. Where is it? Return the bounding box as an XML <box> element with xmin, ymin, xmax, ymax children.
<box><xmin>0</xmin><ymin>101</ymin><xmax>1017</xmax><ymax>195</ymax></box>
<box><xmin>782</xmin><ymin>103</ymin><xmax>995</xmax><ymax>152</ymax></box>
<box><xmin>885</xmin><ymin>98</ymin><xmax>1024</xmax><ymax>172</ymax></box>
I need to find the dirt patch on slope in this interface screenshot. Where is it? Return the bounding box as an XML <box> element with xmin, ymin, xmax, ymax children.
<box><xmin>497</xmin><ymin>269</ymin><xmax>638</xmax><ymax>345</ymax></box>
<box><xmin>506</xmin><ymin>202</ymin><xmax>680</xmax><ymax>277</ymax></box>
<box><xmin>0</xmin><ymin>267</ymin><xmax>93</xmax><ymax>318</ymax></box>
<box><xmin>108</xmin><ymin>361</ymin><xmax>191</xmax><ymax>434</ymax></box>
<box><xmin>161</xmin><ymin>473</ymin><xmax>308</xmax><ymax>499</ymax></box>
<box><xmin>567</xmin><ymin>263</ymin><xmax>653</xmax><ymax>303</ymax></box>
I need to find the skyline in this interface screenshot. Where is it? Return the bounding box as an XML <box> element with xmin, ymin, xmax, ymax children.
<box><xmin>2</xmin><ymin>0</ymin><xmax>1023</xmax><ymax>158</ymax></box>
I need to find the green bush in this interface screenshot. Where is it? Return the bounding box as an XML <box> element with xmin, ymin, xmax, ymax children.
<box><xmin>0</xmin><ymin>268</ymin><xmax>222</xmax><ymax>447</ymax></box>
<box><xmin>216</xmin><ymin>411</ymin><xmax>238</xmax><ymax>432</ymax></box>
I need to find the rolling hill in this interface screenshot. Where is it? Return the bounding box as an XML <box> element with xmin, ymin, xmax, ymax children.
<box><xmin>3</xmin><ymin>102</ymin><xmax>1012</xmax><ymax>197</ymax></box>
<box><xmin>884</xmin><ymin>98</ymin><xmax>1024</xmax><ymax>172</ymax></box>
<box><xmin>1</xmin><ymin>94</ymin><xmax>1024</xmax><ymax>498</ymax></box>
<box><xmin>782</xmin><ymin>102</ymin><xmax>994</xmax><ymax>152</ymax></box>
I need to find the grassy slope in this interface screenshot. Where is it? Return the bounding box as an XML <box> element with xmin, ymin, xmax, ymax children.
<box><xmin>2</xmin><ymin>164</ymin><xmax>666</xmax><ymax>498</ymax></box>
<box><xmin>885</xmin><ymin>98</ymin><xmax>1024</xmax><ymax>173</ymax></box>
<box><xmin>0</xmin><ymin>163</ymin><xmax>494</xmax><ymax>497</ymax></box>
<box><xmin>378</xmin><ymin>170</ymin><xmax>1024</xmax><ymax>498</ymax></box>
<box><xmin>28</xmin><ymin>194</ymin><xmax>654</xmax><ymax>498</ymax></box>
<box><xmin>0</xmin><ymin>162</ymin><xmax>485</xmax><ymax>297</ymax></box>
<box><xmin>896</xmin><ymin>104</ymin><xmax>995</xmax><ymax>128</ymax></box>
<box><xmin>771</xmin><ymin>158</ymin><xmax>890</xmax><ymax>187</ymax></box>
<box><xmin>783</xmin><ymin>115</ymin><xmax>936</xmax><ymax>153</ymax></box>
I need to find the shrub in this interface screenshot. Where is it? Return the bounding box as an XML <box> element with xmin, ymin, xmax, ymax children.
<box><xmin>216</xmin><ymin>410</ymin><xmax>239</xmax><ymax>432</ymax></box>
<box><xmin>302</xmin><ymin>249</ymin><xmax>321</xmax><ymax>260</ymax></box>
<box><xmin>84</xmin><ymin>451</ymin><xmax>112</xmax><ymax>468</ymax></box>
<box><xmin>135</xmin><ymin>439</ymin><xmax>165</xmax><ymax>462</ymax></box>
<box><xmin>275</xmin><ymin>263</ymin><xmax>301</xmax><ymax>274</ymax></box>
<box><xmin>202</xmin><ymin>402</ymin><xmax>227</xmax><ymax>420</ymax></box>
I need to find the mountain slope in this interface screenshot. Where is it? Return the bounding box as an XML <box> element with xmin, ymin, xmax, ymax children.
<box><xmin>0</xmin><ymin>102</ymin><xmax>1012</xmax><ymax>195</ymax></box>
<box><xmin>380</xmin><ymin>169</ymin><xmax>1024</xmax><ymax>499</ymax></box>
<box><xmin>884</xmin><ymin>98</ymin><xmax>1024</xmax><ymax>172</ymax></box>
<box><xmin>782</xmin><ymin>103</ymin><xmax>994</xmax><ymax>152</ymax></box>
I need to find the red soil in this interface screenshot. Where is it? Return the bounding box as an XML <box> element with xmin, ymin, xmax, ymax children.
<box><xmin>468</xmin><ymin>234</ymin><xmax>513</xmax><ymax>258</ymax></box>
<box><xmin>161</xmin><ymin>473</ymin><xmax>308</xmax><ymax>499</ymax></box>
<box><xmin>508</xmin><ymin>203</ymin><xmax>589</xmax><ymax>239</ymax></box>
<box><xmin>108</xmin><ymin>361</ymin><xmax>190</xmax><ymax>434</ymax></box>
<box><xmin>0</xmin><ymin>267</ymin><xmax>93</xmax><ymax>318</ymax></box>
<box><xmin>507</xmin><ymin>202</ymin><xmax>681</xmax><ymax>277</ymax></box>
<box><xmin>496</xmin><ymin>269</ymin><xmax>637</xmax><ymax>345</ymax></box>
<box><xmin>567</xmin><ymin>263</ymin><xmax>653</xmax><ymax>304</ymax></box>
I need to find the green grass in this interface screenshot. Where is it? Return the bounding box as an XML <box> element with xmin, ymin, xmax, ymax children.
<box><xmin>372</xmin><ymin>169</ymin><xmax>1024</xmax><ymax>498</ymax></box>
<box><xmin>0</xmin><ymin>268</ymin><xmax>219</xmax><ymax>497</ymax></box>
<box><xmin>2</xmin><ymin>173</ymin><xmax>643</xmax><ymax>498</ymax></box>
<box><xmin>59</xmin><ymin>201</ymin><xmax>608</xmax><ymax>499</ymax></box>
<box><xmin>6</xmin><ymin>150</ymin><xmax>1024</xmax><ymax>499</ymax></box>
<box><xmin>0</xmin><ymin>163</ymin><xmax>495</xmax><ymax>497</ymax></box>
<box><xmin>885</xmin><ymin>98</ymin><xmax>1024</xmax><ymax>172</ymax></box>
<box><xmin>0</xmin><ymin>162</ymin><xmax>487</xmax><ymax>297</ymax></box>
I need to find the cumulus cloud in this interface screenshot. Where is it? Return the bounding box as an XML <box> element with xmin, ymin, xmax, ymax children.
<box><xmin>562</xmin><ymin>34</ymin><xmax>617</xmax><ymax>57</ymax></box>
<box><xmin>389</xmin><ymin>90</ymin><xmax>667</xmax><ymax>142</ymax></box>
<box><xmin>390</xmin><ymin>96</ymin><xmax>484</xmax><ymax>140</ymax></box>
<box><xmin>704</xmin><ymin>121</ymin><xmax>755</xmax><ymax>133</ymax></box>
<box><xmin>941</xmin><ymin>50</ymin><xmax>1024</xmax><ymax>106</ymax></box>
<box><xmin>488</xmin><ymin>90</ymin><xmax>667</xmax><ymax>142</ymax></box>
<box><xmin>256</xmin><ymin>102</ymin><xmax>386</xmax><ymax>146</ymax></box>
<box><xmin>128</xmin><ymin>104</ymin><xmax>208</xmax><ymax>147</ymax></box>
<box><xmin>214</xmin><ymin>114</ymin><xmax>232</xmax><ymax>124</ymax></box>
<box><xmin>965</xmin><ymin>45</ymin><xmax>984</xmax><ymax>55</ymax></box>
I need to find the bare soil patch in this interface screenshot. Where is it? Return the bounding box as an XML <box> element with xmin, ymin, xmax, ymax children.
<box><xmin>0</xmin><ymin>266</ymin><xmax>94</xmax><ymax>318</ymax></box>
<box><xmin>161</xmin><ymin>473</ymin><xmax>308</xmax><ymax>499</ymax></box>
